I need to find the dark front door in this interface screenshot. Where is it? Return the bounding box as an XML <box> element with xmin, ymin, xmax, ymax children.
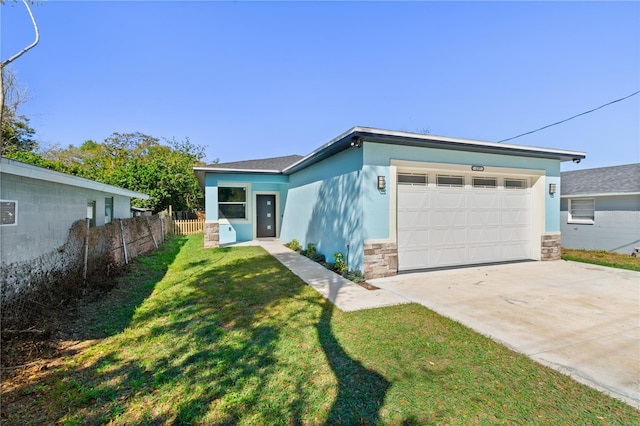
<box><xmin>256</xmin><ymin>194</ymin><xmax>276</xmax><ymax>238</ymax></box>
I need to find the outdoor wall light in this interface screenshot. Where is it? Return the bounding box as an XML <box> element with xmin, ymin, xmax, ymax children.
<box><xmin>378</xmin><ymin>176</ymin><xmax>386</xmax><ymax>191</ymax></box>
<box><xmin>350</xmin><ymin>136</ymin><xmax>362</xmax><ymax>148</ymax></box>
<box><xmin>549</xmin><ymin>183</ymin><xmax>556</xmax><ymax>195</ymax></box>
<box><xmin>471</xmin><ymin>165</ymin><xmax>484</xmax><ymax>172</ymax></box>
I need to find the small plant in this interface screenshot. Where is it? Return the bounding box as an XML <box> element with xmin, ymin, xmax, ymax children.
<box><xmin>343</xmin><ymin>269</ymin><xmax>365</xmax><ymax>283</ymax></box>
<box><xmin>286</xmin><ymin>239</ymin><xmax>302</xmax><ymax>252</ymax></box>
<box><xmin>302</xmin><ymin>242</ymin><xmax>317</xmax><ymax>258</ymax></box>
<box><xmin>309</xmin><ymin>252</ymin><xmax>325</xmax><ymax>263</ymax></box>
<box><xmin>333</xmin><ymin>252</ymin><xmax>347</xmax><ymax>273</ymax></box>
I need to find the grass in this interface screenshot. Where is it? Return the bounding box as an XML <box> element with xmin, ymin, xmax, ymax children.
<box><xmin>562</xmin><ymin>247</ymin><xmax>640</xmax><ymax>272</ymax></box>
<box><xmin>3</xmin><ymin>234</ymin><xmax>638</xmax><ymax>425</ymax></box>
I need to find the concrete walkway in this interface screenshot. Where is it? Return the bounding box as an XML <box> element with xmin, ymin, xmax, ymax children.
<box><xmin>237</xmin><ymin>240</ymin><xmax>410</xmax><ymax>312</ymax></box>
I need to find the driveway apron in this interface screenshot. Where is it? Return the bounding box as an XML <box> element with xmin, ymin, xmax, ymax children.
<box><xmin>369</xmin><ymin>260</ymin><xmax>640</xmax><ymax>408</ymax></box>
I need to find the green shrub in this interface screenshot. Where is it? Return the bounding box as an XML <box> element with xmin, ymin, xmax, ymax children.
<box><xmin>286</xmin><ymin>239</ymin><xmax>302</xmax><ymax>252</ymax></box>
<box><xmin>333</xmin><ymin>252</ymin><xmax>347</xmax><ymax>272</ymax></box>
<box><xmin>343</xmin><ymin>270</ymin><xmax>365</xmax><ymax>283</ymax></box>
<box><xmin>303</xmin><ymin>243</ymin><xmax>317</xmax><ymax>258</ymax></box>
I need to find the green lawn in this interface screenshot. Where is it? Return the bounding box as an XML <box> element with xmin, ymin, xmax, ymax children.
<box><xmin>4</xmin><ymin>235</ymin><xmax>638</xmax><ymax>425</ymax></box>
<box><xmin>562</xmin><ymin>247</ymin><xmax>640</xmax><ymax>272</ymax></box>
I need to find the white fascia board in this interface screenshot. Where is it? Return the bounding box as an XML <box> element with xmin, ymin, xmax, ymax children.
<box><xmin>354</xmin><ymin>126</ymin><xmax>587</xmax><ymax>159</ymax></box>
<box><xmin>561</xmin><ymin>192</ymin><xmax>640</xmax><ymax>198</ymax></box>
<box><xmin>1</xmin><ymin>158</ymin><xmax>149</xmax><ymax>199</ymax></box>
<box><xmin>192</xmin><ymin>166</ymin><xmax>281</xmax><ymax>174</ymax></box>
<box><xmin>282</xmin><ymin>126</ymin><xmax>586</xmax><ymax>174</ymax></box>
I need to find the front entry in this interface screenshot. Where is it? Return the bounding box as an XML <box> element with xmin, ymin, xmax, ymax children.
<box><xmin>256</xmin><ymin>194</ymin><xmax>276</xmax><ymax>238</ymax></box>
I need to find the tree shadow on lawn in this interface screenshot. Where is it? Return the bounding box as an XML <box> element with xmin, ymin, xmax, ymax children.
<box><xmin>318</xmin><ymin>300</ymin><xmax>390</xmax><ymax>425</ymax></box>
<box><xmin>3</xmin><ymin>243</ymin><xmax>391</xmax><ymax>424</ymax></box>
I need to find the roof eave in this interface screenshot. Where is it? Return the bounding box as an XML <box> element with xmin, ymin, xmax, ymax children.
<box><xmin>1</xmin><ymin>157</ymin><xmax>150</xmax><ymax>200</ymax></box>
<box><xmin>283</xmin><ymin>126</ymin><xmax>586</xmax><ymax>174</ymax></box>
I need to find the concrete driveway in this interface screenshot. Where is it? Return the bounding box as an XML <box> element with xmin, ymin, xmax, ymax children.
<box><xmin>369</xmin><ymin>260</ymin><xmax>640</xmax><ymax>408</ymax></box>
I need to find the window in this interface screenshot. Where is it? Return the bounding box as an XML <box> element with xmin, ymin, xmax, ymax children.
<box><xmin>569</xmin><ymin>198</ymin><xmax>594</xmax><ymax>224</ymax></box>
<box><xmin>87</xmin><ymin>201</ymin><xmax>96</xmax><ymax>227</ymax></box>
<box><xmin>398</xmin><ymin>173</ymin><xmax>427</xmax><ymax>186</ymax></box>
<box><xmin>0</xmin><ymin>200</ymin><xmax>17</xmax><ymax>226</ymax></box>
<box><xmin>105</xmin><ymin>197</ymin><xmax>113</xmax><ymax>224</ymax></box>
<box><xmin>219</xmin><ymin>186</ymin><xmax>247</xmax><ymax>219</ymax></box>
<box><xmin>472</xmin><ymin>177</ymin><xmax>497</xmax><ymax>188</ymax></box>
<box><xmin>437</xmin><ymin>175</ymin><xmax>464</xmax><ymax>187</ymax></box>
<box><xmin>505</xmin><ymin>178</ymin><xmax>528</xmax><ymax>190</ymax></box>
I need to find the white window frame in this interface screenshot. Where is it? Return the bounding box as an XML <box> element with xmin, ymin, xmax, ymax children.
<box><xmin>568</xmin><ymin>198</ymin><xmax>595</xmax><ymax>224</ymax></box>
<box><xmin>0</xmin><ymin>200</ymin><xmax>18</xmax><ymax>226</ymax></box>
<box><xmin>505</xmin><ymin>178</ymin><xmax>529</xmax><ymax>190</ymax></box>
<box><xmin>105</xmin><ymin>197</ymin><xmax>114</xmax><ymax>224</ymax></box>
<box><xmin>472</xmin><ymin>176</ymin><xmax>497</xmax><ymax>189</ymax></box>
<box><xmin>218</xmin><ymin>183</ymin><xmax>250</xmax><ymax>223</ymax></box>
<box><xmin>398</xmin><ymin>173</ymin><xmax>428</xmax><ymax>186</ymax></box>
<box><xmin>436</xmin><ymin>174</ymin><xmax>464</xmax><ymax>188</ymax></box>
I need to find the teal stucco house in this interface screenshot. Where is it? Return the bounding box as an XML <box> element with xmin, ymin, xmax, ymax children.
<box><xmin>194</xmin><ymin>127</ymin><xmax>585</xmax><ymax>279</ymax></box>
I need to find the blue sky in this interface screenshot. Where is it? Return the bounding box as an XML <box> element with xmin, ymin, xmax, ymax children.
<box><xmin>2</xmin><ymin>1</ymin><xmax>638</xmax><ymax>170</ymax></box>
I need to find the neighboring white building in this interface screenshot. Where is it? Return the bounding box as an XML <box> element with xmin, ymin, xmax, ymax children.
<box><xmin>1</xmin><ymin>157</ymin><xmax>149</xmax><ymax>266</ymax></box>
<box><xmin>560</xmin><ymin>163</ymin><xmax>640</xmax><ymax>254</ymax></box>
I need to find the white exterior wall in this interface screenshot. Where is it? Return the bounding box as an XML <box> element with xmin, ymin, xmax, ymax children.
<box><xmin>560</xmin><ymin>194</ymin><xmax>640</xmax><ymax>254</ymax></box>
<box><xmin>1</xmin><ymin>172</ymin><xmax>133</xmax><ymax>265</ymax></box>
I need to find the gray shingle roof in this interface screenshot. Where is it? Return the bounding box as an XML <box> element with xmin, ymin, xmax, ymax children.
<box><xmin>206</xmin><ymin>155</ymin><xmax>304</xmax><ymax>172</ymax></box>
<box><xmin>561</xmin><ymin>163</ymin><xmax>640</xmax><ymax>195</ymax></box>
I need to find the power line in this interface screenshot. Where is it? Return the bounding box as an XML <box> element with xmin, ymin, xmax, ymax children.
<box><xmin>498</xmin><ymin>90</ymin><xmax>640</xmax><ymax>143</ymax></box>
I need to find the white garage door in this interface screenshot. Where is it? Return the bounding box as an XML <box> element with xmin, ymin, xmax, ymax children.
<box><xmin>397</xmin><ymin>175</ymin><xmax>532</xmax><ymax>271</ymax></box>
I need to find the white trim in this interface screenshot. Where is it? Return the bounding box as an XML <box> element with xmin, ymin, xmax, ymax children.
<box><xmin>391</xmin><ymin>159</ymin><xmax>546</xmax><ymax>177</ymax></box>
<box><xmin>194</xmin><ymin>166</ymin><xmax>281</xmax><ymax>174</ymax></box>
<box><xmin>253</xmin><ymin>191</ymin><xmax>280</xmax><ymax>239</ymax></box>
<box><xmin>1</xmin><ymin>157</ymin><xmax>149</xmax><ymax>199</ymax></box>
<box><xmin>217</xmin><ymin>181</ymin><xmax>252</xmax><ymax>224</ymax></box>
<box><xmin>561</xmin><ymin>192</ymin><xmax>640</xmax><ymax>198</ymax></box>
<box><xmin>568</xmin><ymin>198</ymin><xmax>595</xmax><ymax>225</ymax></box>
<box><xmin>0</xmin><ymin>199</ymin><xmax>18</xmax><ymax>227</ymax></box>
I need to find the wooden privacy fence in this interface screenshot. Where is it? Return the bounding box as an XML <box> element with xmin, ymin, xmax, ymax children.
<box><xmin>171</xmin><ymin>219</ymin><xmax>204</xmax><ymax>235</ymax></box>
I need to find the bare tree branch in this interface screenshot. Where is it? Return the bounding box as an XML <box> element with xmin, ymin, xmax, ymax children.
<box><xmin>1</xmin><ymin>0</ymin><xmax>40</xmax><ymax>68</ymax></box>
<box><xmin>1</xmin><ymin>0</ymin><xmax>40</xmax><ymax>154</ymax></box>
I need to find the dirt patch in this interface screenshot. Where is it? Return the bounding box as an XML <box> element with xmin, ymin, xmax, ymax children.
<box><xmin>357</xmin><ymin>281</ymin><xmax>380</xmax><ymax>291</ymax></box>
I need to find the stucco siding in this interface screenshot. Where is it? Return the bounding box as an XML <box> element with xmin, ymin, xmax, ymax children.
<box><xmin>204</xmin><ymin>172</ymin><xmax>289</xmax><ymax>244</ymax></box>
<box><xmin>282</xmin><ymin>148</ymin><xmax>364</xmax><ymax>269</ymax></box>
<box><xmin>1</xmin><ymin>173</ymin><xmax>132</xmax><ymax>265</ymax></box>
<box><xmin>561</xmin><ymin>194</ymin><xmax>640</xmax><ymax>254</ymax></box>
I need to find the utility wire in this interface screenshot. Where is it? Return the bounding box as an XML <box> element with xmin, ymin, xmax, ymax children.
<box><xmin>498</xmin><ymin>90</ymin><xmax>640</xmax><ymax>143</ymax></box>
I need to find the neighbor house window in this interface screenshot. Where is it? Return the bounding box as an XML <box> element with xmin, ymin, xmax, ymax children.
<box><xmin>0</xmin><ymin>200</ymin><xmax>17</xmax><ymax>226</ymax></box>
<box><xmin>105</xmin><ymin>197</ymin><xmax>113</xmax><ymax>224</ymax></box>
<box><xmin>568</xmin><ymin>198</ymin><xmax>595</xmax><ymax>224</ymax></box>
<box><xmin>436</xmin><ymin>175</ymin><xmax>464</xmax><ymax>187</ymax></box>
<box><xmin>398</xmin><ymin>173</ymin><xmax>427</xmax><ymax>186</ymax></box>
<box><xmin>505</xmin><ymin>178</ymin><xmax>528</xmax><ymax>189</ymax></box>
<box><xmin>218</xmin><ymin>186</ymin><xmax>247</xmax><ymax>219</ymax></box>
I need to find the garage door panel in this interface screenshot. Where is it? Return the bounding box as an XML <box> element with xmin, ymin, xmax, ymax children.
<box><xmin>430</xmin><ymin>210</ymin><xmax>466</xmax><ymax>227</ymax></box>
<box><xmin>431</xmin><ymin>247</ymin><xmax>466</xmax><ymax>267</ymax></box>
<box><xmin>431</xmin><ymin>191</ymin><xmax>465</xmax><ymax>209</ymax></box>
<box><xmin>429</xmin><ymin>227</ymin><xmax>466</xmax><ymax>245</ymax></box>
<box><xmin>467</xmin><ymin>226</ymin><xmax>501</xmax><ymax>243</ymax></box>
<box><xmin>398</xmin><ymin>185</ymin><xmax>532</xmax><ymax>271</ymax></box>
<box><xmin>468</xmin><ymin>192</ymin><xmax>501</xmax><ymax>209</ymax></box>
<box><xmin>468</xmin><ymin>210</ymin><xmax>500</xmax><ymax>226</ymax></box>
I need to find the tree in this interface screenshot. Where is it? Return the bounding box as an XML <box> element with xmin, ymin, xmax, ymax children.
<box><xmin>1</xmin><ymin>0</ymin><xmax>40</xmax><ymax>155</ymax></box>
<box><xmin>42</xmin><ymin>132</ymin><xmax>207</xmax><ymax>213</ymax></box>
<box><xmin>1</xmin><ymin>68</ymin><xmax>37</xmax><ymax>154</ymax></box>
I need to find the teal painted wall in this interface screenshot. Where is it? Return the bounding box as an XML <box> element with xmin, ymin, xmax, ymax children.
<box><xmin>204</xmin><ymin>172</ymin><xmax>289</xmax><ymax>244</ymax></box>
<box><xmin>363</xmin><ymin>142</ymin><xmax>563</xmax><ymax>235</ymax></box>
<box><xmin>282</xmin><ymin>148</ymin><xmax>365</xmax><ymax>270</ymax></box>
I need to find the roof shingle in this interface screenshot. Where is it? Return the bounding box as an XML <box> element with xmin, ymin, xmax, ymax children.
<box><xmin>561</xmin><ymin>163</ymin><xmax>640</xmax><ymax>195</ymax></box>
<box><xmin>206</xmin><ymin>155</ymin><xmax>304</xmax><ymax>172</ymax></box>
